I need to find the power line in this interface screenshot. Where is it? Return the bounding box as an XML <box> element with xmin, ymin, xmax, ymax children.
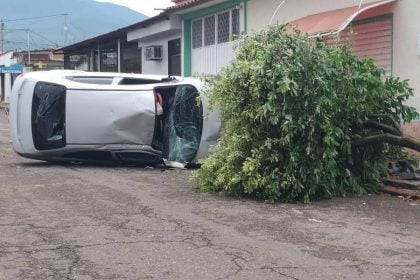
<box><xmin>6</xmin><ymin>17</ymin><xmax>61</xmax><ymax>29</ymax></box>
<box><xmin>1</xmin><ymin>14</ymin><xmax>76</xmax><ymax>51</ymax></box>
<box><xmin>30</xmin><ymin>30</ymin><xmax>57</xmax><ymax>45</ymax></box>
<box><xmin>4</xmin><ymin>28</ymin><xmax>58</xmax><ymax>45</ymax></box>
<box><xmin>67</xmin><ymin>17</ymin><xmax>89</xmax><ymax>37</ymax></box>
<box><xmin>4</xmin><ymin>28</ymin><xmax>29</xmax><ymax>32</ymax></box>
<box><xmin>7</xmin><ymin>40</ymin><xmax>51</xmax><ymax>47</ymax></box>
<box><xmin>2</xmin><ymin>13</ymin><xmax>69</xmax><ymax>23</ymax></box>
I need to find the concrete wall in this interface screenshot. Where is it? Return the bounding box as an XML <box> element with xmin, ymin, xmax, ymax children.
<box><xmin>128</xmin><ymin>16</ymin><xmax>182</xmax><ymax>42</ymax></box>
<box><xmin>392</xmin><ymin>0</ymin><xmax>420</xmax><ymax>112</ymax></box>
<box><xmin>138</xmin><ymin>33</ymin><xmax>181</xmax><ymax>75</ymax></box>
<box><xmin>128</xmin><ymin>14</ymin><xmax>182</xmax><ymax>76</ymax></box>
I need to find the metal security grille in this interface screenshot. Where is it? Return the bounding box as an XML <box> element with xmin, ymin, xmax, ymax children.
<box><xmin>218</xmin><ymin>11</ymin><xmax>230</xmax><ymax>44</ymax></box>
<box><xmin>325</xmin><ymin>16</ymin><xmax>393</xmax><ymax>75</ymax></box>
<box><xmin>231</xmin><ymin>9</ymin><xmax>240</xmax><ymax>37</ymax></box>
<box><xmin>204</xmin><ymin>16</ymin><xmax>216</xmax><ymax>46</ymax></box>
<box><xmin>191</xmin><ymin>8</ymin><xmax>242</xmax><ymax>75</ymax></box>
<box><xmin>192</xmin><ymin>19</ymin><xmax>203</xmax><ymax>49</ymax></box>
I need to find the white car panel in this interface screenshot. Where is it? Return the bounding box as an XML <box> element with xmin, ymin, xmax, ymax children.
<box><xmin>66</xmin><ymin>89</ymin><xmax>155</xmax><ymax>145</ymax></box>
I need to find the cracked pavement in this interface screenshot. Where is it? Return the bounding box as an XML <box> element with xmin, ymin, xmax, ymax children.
<box><xmin>0</xmin><ymin>114</ymin><xmax>419</xmax><ymax>280</ymax></box>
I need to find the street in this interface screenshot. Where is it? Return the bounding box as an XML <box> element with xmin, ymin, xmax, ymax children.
<box><xmin>0</xmin><ymin>113</ymin><xmax>419</xmax><ymax>280</ymax></box>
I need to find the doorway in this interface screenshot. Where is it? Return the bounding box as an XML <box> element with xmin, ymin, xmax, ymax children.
<box><xmin>0</xmin><ymin>74</ymin><xmax>4</xmax><ymax>102</ymax></box>
<box><xmin>168</xmin><ymin>38</ymin><xmax>181</xmax><ymax>76</ymax></box>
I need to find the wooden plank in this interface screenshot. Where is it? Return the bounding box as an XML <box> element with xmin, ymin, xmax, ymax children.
<box><xmin>382</xmin><ymin>186</ymin><xmax>420</xmax><ymax>199</ymax></box>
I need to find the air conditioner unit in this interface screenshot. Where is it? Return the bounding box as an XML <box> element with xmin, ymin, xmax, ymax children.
<box><xmin>145</xmin><ymin>46</ymin><xmax>163</xmax><ymax>61</ymax></box>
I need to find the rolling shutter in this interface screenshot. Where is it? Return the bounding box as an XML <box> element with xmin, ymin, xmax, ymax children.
<box><xmin>326</xmin><ymin>16</ymin><xmax>393</xmax><ymax>75</ymax></box>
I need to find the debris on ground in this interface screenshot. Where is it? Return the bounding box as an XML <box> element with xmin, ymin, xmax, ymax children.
<box><xmin>383</xmin><ymin>160</ymin><xmax>420</xmax><ymax>201</ymax></box>
<box><xmin>382</xmin><ymin>185</ymin><xmax>420</xmax><ymax>201</ymax></box>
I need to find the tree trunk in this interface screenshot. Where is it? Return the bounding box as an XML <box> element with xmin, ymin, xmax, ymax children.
<box><xmin>352</xmin><ymin>133</ymin><xmax>420</xmax><ymax>152</ymax></box>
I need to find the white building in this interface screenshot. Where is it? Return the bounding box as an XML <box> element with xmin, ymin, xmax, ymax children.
<box><xmin>0</xmin><ymin>52</ymin><xmax>22</xmax><ymax>103</ymax></box>
<box><xmin>168</xmin><ymin>0</ymin><xmax>420</xmax><ymax>136</ymax></box>
<box><xmin>127</xmin><ymin>14</ymin><xmax>182</xmax><ymax>76</ymax></box>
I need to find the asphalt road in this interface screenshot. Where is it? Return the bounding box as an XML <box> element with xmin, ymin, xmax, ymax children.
<box><xmin>0</xmin><ymin>113</ymin><xmax>419</xmax><ymax>280</ymax></box>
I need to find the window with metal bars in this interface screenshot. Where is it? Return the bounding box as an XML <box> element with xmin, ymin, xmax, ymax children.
<box><xmin>192</xmin><ymin>8</ymin><xmax>241</xmax><ymax>48</ymax></box>
<box><xmin>192</xmin><ymin>19</ymin><xmax>203</xmax><ymax>49</ymax></box>
<box><xmin>218</xmin><ymin>11</ymin><xmax>230</xmax><ymax>44</ymax></box>
<box><xmin>204</xmin><ymin>16</ymin><xmax>215</xmax><ymax>46</ymax></box>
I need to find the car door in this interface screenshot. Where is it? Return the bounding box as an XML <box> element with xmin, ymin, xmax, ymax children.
<box><xmin>65</xmin><ymin>88</ymin><xmax>156</xmax><ymax>146</ymax></box>
<box><xmin>162</xmin><ymin>81</ymin><xmax>221</xmax><ymax>167</ymax></box>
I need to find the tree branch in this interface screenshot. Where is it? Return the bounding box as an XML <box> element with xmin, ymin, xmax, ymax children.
<box><xmin>352</xmin><ymin>133</ymin><xmax>420</xmax><ymax>152</ymax></box>
<box><xmin>369</xmin><ymin>114</ymin><xmax>402</xmax><ymax>131</ymax></box>
<box><xmin>363</xmin><ymin>120</ymin><xmax>402</xmax><ymax>136</ymax></box>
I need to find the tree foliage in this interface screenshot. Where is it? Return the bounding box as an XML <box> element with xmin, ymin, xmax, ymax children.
<box><xmin>192</xmin><ymin>25</ymin><xmax>419</xmax><ymax>203</ymax></box>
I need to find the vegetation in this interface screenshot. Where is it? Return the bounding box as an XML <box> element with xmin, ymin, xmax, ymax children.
<box><xmin>193</xmin><ymin>25</ymin><xmax>419</xmax><ymax>203</ymax></box>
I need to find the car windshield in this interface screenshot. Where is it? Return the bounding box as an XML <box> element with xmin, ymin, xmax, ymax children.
<box><xmin>167</xmin><ymin>85</ymin><xmax>203</xmax><ymax>163</ymax></box>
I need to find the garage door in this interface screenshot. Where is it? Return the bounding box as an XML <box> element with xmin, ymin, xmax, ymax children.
<box><xmin>191</xmin><ymin>8</ymin><xmax>242</xmax><ymax>76</ymax></box>
<box><xmin>326</xmin><ymin>16</ymin><xmax>393</xmax><ymax>75</ymax></box>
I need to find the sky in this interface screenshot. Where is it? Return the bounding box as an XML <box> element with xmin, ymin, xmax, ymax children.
<box><xmin>96</xmin><ymin>0</ymin><xmax>174</xmax><ymax>17</ymax></box>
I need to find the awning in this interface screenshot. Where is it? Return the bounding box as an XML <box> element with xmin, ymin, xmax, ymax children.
<box><xmin>0</xmin><ymin>64</ymin><xmax>24</xmax><ymax>74</ymax></box>
<box><xmin>289</xmin><ymin>0</ymin><xmax>396</xmax><ymax>37</ymax></box>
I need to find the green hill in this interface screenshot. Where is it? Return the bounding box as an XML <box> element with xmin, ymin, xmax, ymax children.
<box><xmin>0</xmin><ymin>0</ymin><xmax>148</xmax><ymax>51</ymax></box>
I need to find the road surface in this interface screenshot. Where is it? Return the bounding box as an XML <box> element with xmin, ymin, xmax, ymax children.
<box><xmin>0</xmin><ymin>113</ymin><xmax>419</xmax><ymax>280</ymax></box>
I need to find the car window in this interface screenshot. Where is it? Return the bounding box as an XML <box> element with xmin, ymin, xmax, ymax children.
<box><xmin>66</xmin><ymin>76</ymin><xmax>114</xmax><ymax>85</ymax></box>
<box><xmin>119</xmin><ymin>78</ymin><xmax>162</xmax><ymax>85</ymax></box>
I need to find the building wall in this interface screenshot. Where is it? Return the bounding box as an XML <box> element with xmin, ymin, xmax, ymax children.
<box><xmin>0</xmin><ymin>52</ymin><xmax>19</xmax><ymax>103</ymax></box>
<box><xmin>392</xmin><ymin>0</ymin><xmax>420</xmax><ymax>112</ymax></box>
<box><xmin>138</xmin><ymin>33</ymin><xmax>181</xmax><ymax>75</ymax></box>
<box><xmin>181</xmin><ymin>0</ymin><xmax>247</xmax><ymax>76</ymax></box>
<box><xmin>247</xmin><ymin>0</ymin><xmax>420</xmax><ymax>115</ymax></box>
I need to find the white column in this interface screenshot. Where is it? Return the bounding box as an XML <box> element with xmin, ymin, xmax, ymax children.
<box><xmin>117</xmin><ymin>39</ymin><xmax>121</xmax><ymax>73</ymax></box>
<box><xmin>90</xmin><ymin>49</ymin><xmax>94</xmax><ymax>71</ymax></box>
<box><xmin>97</xmin><ymin>44</ymin><xmax>101</xmax><ymax>72</ymax></box>
<box><xmin>0</xmin><ymin>74</ymin><xmax>3</xmax><ymax>102</ymax></box>
<box><xmin>5</xmin><ymin>74</ymin><xmax>11</xmax><ymax>103</ymax></box>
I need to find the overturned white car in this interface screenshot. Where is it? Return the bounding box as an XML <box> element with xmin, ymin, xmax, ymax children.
<box><xmin>9</xmin><ymin>70</ymin><xmax>220</xmax><ymax>167</ymax></box>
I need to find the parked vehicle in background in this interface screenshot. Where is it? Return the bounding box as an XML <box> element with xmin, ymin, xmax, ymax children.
<box><xmin>9</xmin><ymin>70</ymin><xmax>220</xmax><ymax>167</ymax></box>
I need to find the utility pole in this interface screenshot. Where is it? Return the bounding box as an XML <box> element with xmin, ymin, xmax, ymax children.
<box><xmin>0</xmin><ymin>20</ymin><xmax>4</xmax><ymax>54</ymax></box>
<box><xmin>63</xmin><ymin>14</ymin><xmax>69</xmax><ymax>46</ymax></box>
<box><xmin>26</xmin><ymin>29</ymin><xmax>31</xmax><ymax>66</ymax></box>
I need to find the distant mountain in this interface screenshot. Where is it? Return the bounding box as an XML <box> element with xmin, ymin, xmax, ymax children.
<box><xmin>0</xmin><ymin>0</ymin><xmax>148</xmax><ymax>51</ymax></box>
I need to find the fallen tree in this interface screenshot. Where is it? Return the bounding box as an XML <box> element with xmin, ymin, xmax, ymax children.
<box><xmin>192</xmin><ymin>25</ymin><xmax>419</xmax><ymax>203</ymax></box>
